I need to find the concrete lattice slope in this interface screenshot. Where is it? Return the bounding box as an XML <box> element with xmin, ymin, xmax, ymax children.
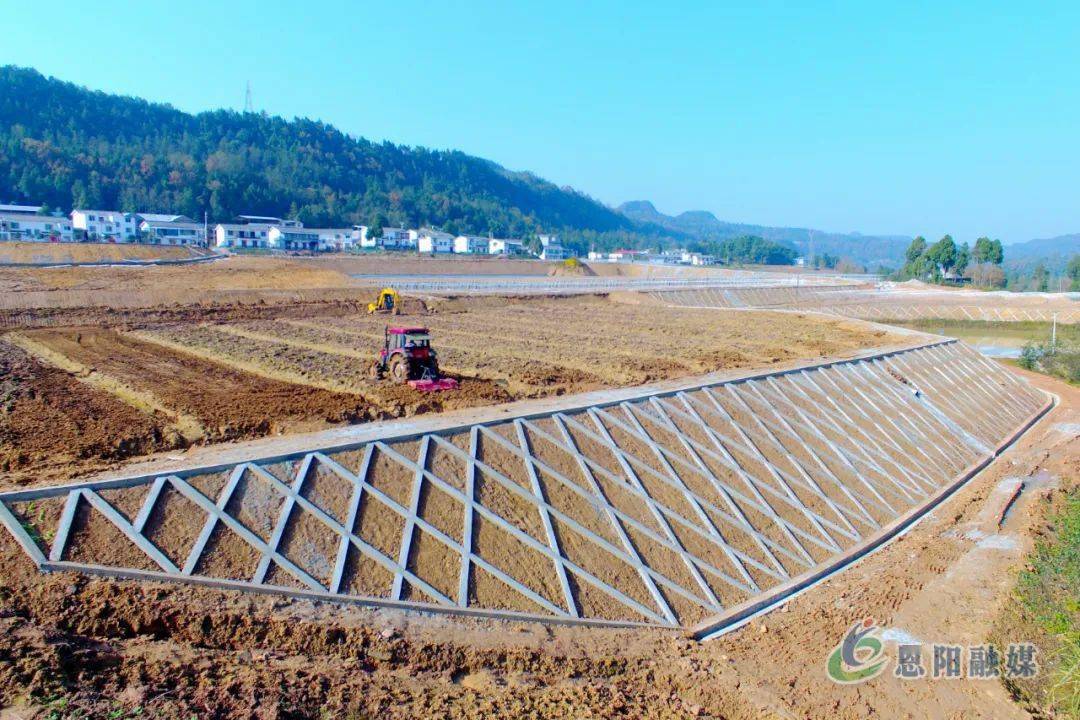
<box><xmin>0</xmin><ymin>341</ymin><xmax>1049</xmax><ymax>632</ymax></box>
<box><xmin>656</xmin><ymin>286</ymin><xmax>1080</xmax><ymax>323</ymax></box>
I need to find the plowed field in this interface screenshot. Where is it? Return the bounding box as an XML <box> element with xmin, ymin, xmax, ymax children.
<box><xmin>0</xmin><ymin>341</ymin><xmax>175</xmax><ymax>482</ymax></box>
<box><xmin>138</xmin><ymin>296</ymin><xmax>897</xmax><ymax>398</ymax></box>
<box><xmin>2</xmin><ymin>294</ymin><xmax>901</xmax><ymax>488</ymax></box>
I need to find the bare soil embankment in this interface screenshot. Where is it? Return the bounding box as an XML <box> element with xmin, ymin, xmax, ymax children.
<box><xmin>0</xmin><ymin>241</ymin><xmax>203</xmax><ymax>264</ymax></box>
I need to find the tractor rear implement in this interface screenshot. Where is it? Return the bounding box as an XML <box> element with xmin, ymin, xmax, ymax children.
<box><xmin>369</xmin><ymin>326</ymin><xmax>458</xmax><ymax>392</ymax></box>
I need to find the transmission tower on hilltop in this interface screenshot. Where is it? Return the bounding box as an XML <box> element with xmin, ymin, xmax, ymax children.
<box><xmin>244</xmin><ymin>81</ymin><xmax>253</xmax><ymax>113</ymax></box>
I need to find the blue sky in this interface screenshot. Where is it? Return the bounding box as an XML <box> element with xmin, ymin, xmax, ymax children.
<box><xmin>5</xmin><ymin>1</ymin><xmax>1080</xmax><ymax>243</ymax></box>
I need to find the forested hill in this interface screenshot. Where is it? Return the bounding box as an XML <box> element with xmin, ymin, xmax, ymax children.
<box><xmin>618</xmin><ymin>201</ymin><xmax>911</xmax><ymax>269</ymax></box>
<box><xmin>0</xmin><ymin>66</ymin><xmax>675</xmax><ymax>251</ymax></box>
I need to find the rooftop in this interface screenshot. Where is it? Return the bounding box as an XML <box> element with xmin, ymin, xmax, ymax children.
<box><xmin>139</xmin><ymin>213</ymin><xmax>192</xmax><ymax>224</ymax></box>
<box><xmin>237</xmin><ymin>215</ymin><xmax>284</xmax><ymax>223</ymax></box>
<box><xmin>0</xmin><ymin>212</ymin><xmax>72</xmax><ymax>223</ymax></box>
<box><xmin>72</xmin><ymin>209</ymin><xmax>131</xmax><ymax>217</ymax></box>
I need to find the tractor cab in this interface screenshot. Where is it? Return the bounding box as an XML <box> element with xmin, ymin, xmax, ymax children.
<box><xmin>385</xmin><ymin>326</ymin><xmax>431</xmax><ymax>360</ymax></box>
<box><xmin>370</xmin><ymin>326</ymin><xmax>458</xmax><ymax>391</ymax></box>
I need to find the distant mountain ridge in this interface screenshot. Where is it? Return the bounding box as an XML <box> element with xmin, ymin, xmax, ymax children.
<box><xmin>618</xmin><ymin>201</ymin><xmax>911</xmax><ymax>269</ymax></box>
<box><xmin>1002</xmin><ymin>232</ymin><xmax>1080</xmax><ymax>260</ymax></box>
<box><xmin>1002</xmin><ymin>233</ymin><xmax>1080</xmax><ymax>272</ymax></box>
<box><xmin>0</xmin><ymin>65</ymin><xmax>676</xmax><ymax>255</ymax></box>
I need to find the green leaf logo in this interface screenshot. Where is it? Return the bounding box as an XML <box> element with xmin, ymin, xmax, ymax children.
<box><xmin>826</xmin><ymin>618</ymin><xmax>888</xmax><ymax>684</ymax></box>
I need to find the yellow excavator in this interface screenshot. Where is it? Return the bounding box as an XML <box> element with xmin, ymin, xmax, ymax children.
<box><xmin>367</xmin><ymin>287</ymin><xmax>401</xmax><ymax>315</ymax></box>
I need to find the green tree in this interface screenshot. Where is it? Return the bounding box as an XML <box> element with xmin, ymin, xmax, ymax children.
<box><xmin>368</xmin><ymin>212</ymin><xmax>386</xmax><ymax>240</ymax></box>
<box><xmin>925</xmin><ymin>235</ymin><xmax>957</xmax><ymax>278</ymax></box>
<box><xmin>972</xmin><ymin>236</ymin><xmax>1004</xmax><ymax>265</ymax></box>
<box><xmin>905</xmin><ymin>236</ymin><xmax>927</xmax><ymax>265</ymax></box>
<box><xmin>1032</xmin><ymin>263</ymin><xmax>1049</xmax><ymax>292</ymax></box>
<box><xmin>523</xmin><ymin>234</ymin><xmax>543</xmax><ymax>256</ymax></box>
<box><xmin>955</xmin><ymin>241</ymin><xmax>970</xmax><ymax>276</ymax></box>
<box><xmin>1067</xmin><ymin>255</ymin><xmax>1080</xmax><ymax>291</ymax></box>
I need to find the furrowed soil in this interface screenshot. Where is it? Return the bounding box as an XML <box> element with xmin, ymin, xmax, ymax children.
<box><xmin>137</xmin><ymin>296</ymin><xmax>899</xmax><ymax>398</ymax></box>
<box><xmin>0</xmin><ymin>292</ymin><xmax>901</xmax><ymax>489</ymax></box>
<box><xmin>0</xmin><ymin>341</ymin><xmax>175</xmax><ymax>481</ymax></box>
<box><xmin>0</xmin><ymin>370</ymin><xmax>1071</xmax><ymax>719</ymax></box>
<box><xmin>14</xmin><ymin>327</ymin><xmax>378</xmax><ymax>439</ymax></box>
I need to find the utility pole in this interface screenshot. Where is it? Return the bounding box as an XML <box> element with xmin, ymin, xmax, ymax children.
<box><xmin>204</xmin><ymin>211</ymin><xmax>209</xmax><ymax>248</ymax></box>
<box><xmin>1052</xmin><ymin>312</ymin><xmax>1058</xmax><ymax>351</ymax></box>
<box><xmin>244</xmin><ymin>81</ymin><xmax>253</xmax><ymax>113</ymax></box>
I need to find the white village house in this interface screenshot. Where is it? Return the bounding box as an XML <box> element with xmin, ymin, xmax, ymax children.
<box><xmin>138</xmin><ymin>214</ymin><xmax>205</xmax><ymax>246</ymax></box>
<box><xmin>310</xmin><ymin>227</ymin><xmax>362</xmax><ymax>252</ymax></box>
<box><xmin>214</xmin><ymin>223</ymin><xmax>274</xmax><ymax>249</ymax></box>
<box><xmin>71</xmin><ymin>210</ymin><xmax>141</xmax><ymax>242</ymax></box>
<box><xmin>268</xmin><ymin>226</ymin><xmax>320</xmax><ymax>251</ymax></box>
<box><xmin>538</xmin><ymin>234</ymin><xmax>567</xmax><ymax>261</ymax></box>
<box><xmin>0</xmin><ymin>213</ymin><xmax>74</xmax><ymax>242</ymax></box>
<box><xmin>374</xmin><ymin>227</ymin><xmax>412</xmax><ymax>250</ymax></box>
<box><xmin>488</xmin><ymin>238</ymin><xmax>525</xmax><ymax>256</ymax></box>
<box><xmin>453</xmin><ymin>235</ymin><xmax>490</xmax><ymax>254</ymax></box>
<box><xmin>680</xmin><ymin>250</ymin><xmax>716</xmax><ymax>266</ymax></box>
<box><xmin>417</xmin><ymin>228</ymin><xmax>455</xmax><ymax>253</ymax></box>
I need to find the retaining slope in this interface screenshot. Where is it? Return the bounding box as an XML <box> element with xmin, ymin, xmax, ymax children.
<box><xmin>655</xmin><ymin>287</ymin><xmax>1080</xmax><ymax>323</ymax></box>
<box><xmin>0</xmin><ymin>341</ymin><xmax>1051</xmax><ymax>632</ymax></box>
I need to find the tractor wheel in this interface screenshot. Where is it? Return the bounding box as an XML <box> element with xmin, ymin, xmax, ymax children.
<box><xmin>368</xmin><ymin>361</ymin><xmax>382</xmax><ymax>380</ymax></box>
<box><xmin>389</xmin><ymin>356</ymin><xmax>410</xmax><ymax>383</ymax></box>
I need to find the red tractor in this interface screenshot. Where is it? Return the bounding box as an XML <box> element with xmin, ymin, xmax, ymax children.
<box><xmin>369</xmin><ymin>326</ymin><xmax>459</xmax><ymax>392</ymax></box>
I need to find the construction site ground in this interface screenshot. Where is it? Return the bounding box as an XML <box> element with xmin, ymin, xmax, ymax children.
<box><xmin>0</xmin><ymin>367</ymin><xmax>1072</xmax><ymax>719</ymax></box>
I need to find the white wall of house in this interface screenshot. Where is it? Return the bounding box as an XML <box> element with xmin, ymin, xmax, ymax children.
<box><xmin>71</xmin><ymin>210</ymin><xmax>140</xmax><ymax>242</ymax></box>
<box><xmin>489</xmin><ymin>238</ymin><xmax>524</xmax><ymax>255</ymax></box>
<box><xmin>454</xmin><ymin>235</ymin><xmax>490</xmax><ymax>254</ymax></box>
<box><xmin>139</xmin><ymin>220</ymin><xmax>204</xmax><ymax>246</ymax></box>
<box><xmin>215</xmin><ymin>223</ymin><xmax>273</xmax><ymax>248</ymax></box>
<box><xmin>376</xmin><ymin>228</ymin><xmax>412</xmax><ymax>249</ymax></box>
<box><xmin>268</xmin><ymin>226</ymin><xmax>320</xmax><ymax>250</ymax></box>
<box><xmin>0</xmin><ymin>213</ymin><xmax>74</xmax><ymax>242</ymax></box>
<box><xmin>677</xmin><ymin>251</ymin><xmax>715</xmax><ymax>266</ymax></box>
<box><xmin>418</xmin><ymin>230</ymin><xmax>454</xmax><ymax>253</ymax></box>
<box><xmin>312</xmin><ymin>228</ymin><xmax>357</xmax><ymax>251</ymax></box>
<box><xmin>540</xmin><ymin>243</ymin><xmax>567</xmax><ymax>261</ymax></box>
<box><xmin>351</xmin><ymin>225</ymin><xmax>368</xmax><ymax>248</ymax></box>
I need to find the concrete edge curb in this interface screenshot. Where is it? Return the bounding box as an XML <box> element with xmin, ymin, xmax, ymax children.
<box><xmin>37</xmin><ymin>561</ymin><xmax>654</xmax><ymax>631</ymax></box>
